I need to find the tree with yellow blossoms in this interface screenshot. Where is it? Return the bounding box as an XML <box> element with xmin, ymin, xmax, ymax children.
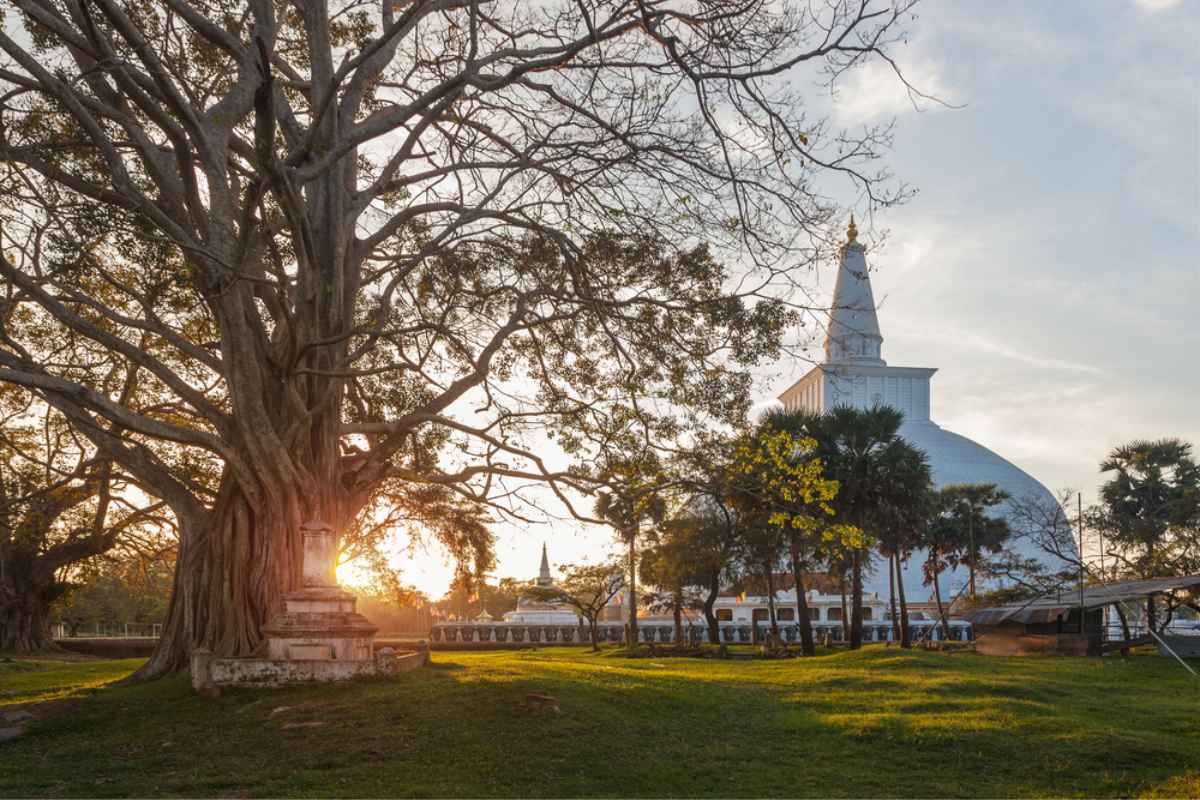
<box><xmin>729</xmin><ymin>427</ymin><xmax>862</xmax><ymax>655</ymax></box>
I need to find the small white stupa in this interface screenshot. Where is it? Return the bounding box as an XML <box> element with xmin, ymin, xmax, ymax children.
<box><xmin>503</xmin><ymin>544</ymin><xmax>583</xmax><ymax>625</ymax></box>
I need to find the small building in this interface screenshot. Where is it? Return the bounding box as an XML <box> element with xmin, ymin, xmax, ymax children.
<box><xmin>432</xmin><ymin>550</ymin><xmax>974</xmax><ymax>646</ymax></box>
<box><xmin>964</xmin><ymin>575</ymin><xmax>1200</xmax><ymax>657</ymax></box>
<box><xmin>709</xmin><ymin>572</ymin><xmax>970</xmax><ymax>643</ymax></box>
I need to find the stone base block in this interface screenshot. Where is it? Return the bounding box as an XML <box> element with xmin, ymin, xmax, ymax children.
<box><xmin>288</xmin><ymin>644</ymin><xmax>334</xmax><ymax>660</ymax></box>
<box><xmin>282</xmin><ymin>587</ymin><xmax>359</xmax><ymax>615</ymax></box>
<box><xmin>265</xmin><ymin>633</ymin><xmax>374</xmax><ymax>662</ymax></box>
<box><xmin>191</xmin><ymin>648</ymin><xmax>424</xmax><ymax>689</ymax></box>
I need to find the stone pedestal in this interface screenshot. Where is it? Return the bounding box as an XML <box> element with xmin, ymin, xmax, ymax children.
<box><xmin>259</xmin><ymin>523</ymin><xmax>377</xmax><ymax>663</ymax></box>
<box><xmin>192</xmin><ymin>520</ymin><xmax>417</xmax><ymax>690</ymax></box>
<box><xmin>260</xmin><ymin>586</ymin><xmax>378</xmax><ymax>663</ymax></box>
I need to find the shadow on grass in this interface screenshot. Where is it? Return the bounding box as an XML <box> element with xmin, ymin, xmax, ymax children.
<box><xmin>2</xmin><ymin>649</ymin><xmax>1198</xmax><ymax>798</ymax></box>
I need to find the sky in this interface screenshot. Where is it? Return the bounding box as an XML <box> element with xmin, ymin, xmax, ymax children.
<box><xmin>375</xmin><ymin>0</ymin><xmax>1200</xmax><ymax>598</ymax></box>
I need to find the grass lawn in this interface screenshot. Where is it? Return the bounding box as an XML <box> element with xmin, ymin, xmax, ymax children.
<box><xmin>0</xmin><ymin>655</ymin><xmax>146</xmax><ymax>707</ymax></box>
<box><xmin>0</xmin><ymin>646</ymin><xmax>1197</xmax><ymax>798</ymax></box>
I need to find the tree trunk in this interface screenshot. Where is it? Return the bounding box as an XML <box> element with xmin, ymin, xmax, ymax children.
<box><xmin>888</xmin><ymin>553</ymin><xmax>899</xmax><ymax>644</ymax></box>
<box><xmin>704</xmin><ymin>568</ymin><xmax>721</xmax><ymax>644</ymax></box>
<box><xmin>895</xmin><ymin>552</ymin><xmax>912</xmax><ymax>649</ymax></box>
<box><xmin>589</xmin><ymin>618</ymin><xmax>600</xmax><ymax>652</ymax></box>
<box><xmin>839</xmin><ymin>577</ymin><xmax>849</xmax><ymax>641</ymax></box>
<box><xmin>135</xmin><ymin>473</ymin><xmax>341</xmax><ymax>680</ymax></box>
<box><xmin>931</xmin><ymin>552</ymin><xmax>951</xmax><ymax>640</ymax></box>
<box><xmin>0</xmin><ymin>592</ymin><xmax>51</xmax><ymax>652</ymax></box>
<box><xmin>849</xmin><ymin>549</ymin><xmax>863</xmax><ymax>649</ymax></box>
<box><xmin>1146</xmin><ymin>594</ymin><xmax>1157</xmax><ymax>634</ymax></box>
<box><xmin>1115</xmin><ymin>602</ymin><xmax>1132</xmax><ymax>657</ymax></box>
<box><xmin>968</xmin><ymin>513</ymin><xmax>977</xmax><ymax>601</ymax></box>
<box><xmin>789</xmin><ymin>541</ymin><xmax>815</xmax><ymax>656</ymax></box>
<box><xmin>627</xmin><ymin>532</ymin><xmax>638</xmax><ymax>648</ymax></box>
<box><xmin>0</xmin><ymin>561</ymin><xmax>62</xmax><ymax>652</ymax></box>
<box><xmin>672</xmin><ymin>592</ymin><xmax>683</xmax><ymax>645</ymax></box>
<box><xmin>764</xmin><ymin>563</ymin><xmax>779</xmax><ymax>639</ymax></box>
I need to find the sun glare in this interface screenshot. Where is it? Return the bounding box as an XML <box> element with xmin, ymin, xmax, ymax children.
<box><xmin>336</xmin><ymin>544</ymin><xmax>459</xmax><ymax>600</ymax></box>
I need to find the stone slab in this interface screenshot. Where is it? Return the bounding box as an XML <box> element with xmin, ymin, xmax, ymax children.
<box><xmin>261</xmin><ymin>612</ymin><xmax>378</xmax><ymax>637</ymax></box>
<box><xmin>288</xmin><ymin>644</ymin><xmax>333</xmax><ymax>660</ymax></box>
<box><xmin>284</xmin><ymin>597</ymin><xmax>357</xmax><ymax>614</ymax></box>
<box><xmin>266</xmin><ymin>634</ymin><xmax>374</xmax><ymax>663</ymax></box>
<box><xmin>194</xmin><ymin>651</ymin><xmax>424</xmax><ymax>689</ymax></box>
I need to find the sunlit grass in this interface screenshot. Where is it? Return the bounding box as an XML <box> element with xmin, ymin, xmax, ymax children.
<box><xmin>0</xmin><ymin>647</ymin><xmax>1196</xmax><ymax>798</ymax></box>
<box><xmin>0</xmin><ymin>657</ymin><xmax>141</xmax><ymax>706</ymax></box>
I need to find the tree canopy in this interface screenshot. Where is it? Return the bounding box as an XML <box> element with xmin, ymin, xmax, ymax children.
<box><xmin>0</xmin><ymin>388</ymin><xmax>169</xmax><ymax>650</ymax></box>
<box><xmin>1097</xmin><ymin>439</ymin><xmax>1200</xmax><ymax>578</ymax></box>
<box><xmin>0</xmin><ymin>0</ymin><xmax>918</xmax><ymax>674</ymax></box>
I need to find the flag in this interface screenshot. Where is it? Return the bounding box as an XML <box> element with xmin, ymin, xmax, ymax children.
<box><xmin>736</xmin><ymin>592</ymin><xmax>745</xmax><ymax>605</ymax></box>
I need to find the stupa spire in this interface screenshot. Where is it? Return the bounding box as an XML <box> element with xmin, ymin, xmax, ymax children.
<box><xmin>824</xmin><ymin>214</ymin><xmax>884</xmax><ymax>366</ymax></box>
<box><xmin>537</xmin><ymin>543</ymin><xmax>552</xmax><ymax>586</ymax></box>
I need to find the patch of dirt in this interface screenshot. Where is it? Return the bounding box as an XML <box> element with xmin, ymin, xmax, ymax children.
<box><xmin>267</xmin><ymin>700</ymin><xmax>338</xmax><ymax>720</ymax></box>
<box><xmin>0</xmin><ymin>696</ymin><xmax>86</xmax><ymax>722</ymax></box>
<box><xmin>0</xmin><ymin>695</ymin><xmax>87</xmax><ymax>742</ymax></box>
<box><xmin>513</xmin><ymin>693</ymin><xmax>561</xmax><ymax>714</ymax></box>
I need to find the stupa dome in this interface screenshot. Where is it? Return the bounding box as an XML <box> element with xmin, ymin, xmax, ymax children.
<box><xmin>778</xmin><ymin>219</ymin><xmax>1074</xmax><ymax>601</ymax></box>
<box><xmin>894</xmin><ymin>419</ymin><xmax>1069</xmax><ymax>595</ymax></box>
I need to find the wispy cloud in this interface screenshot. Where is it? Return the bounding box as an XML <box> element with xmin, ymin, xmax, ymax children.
<box><xmin>1134</xmin><ymin>0</ymin><xmax>1182</xmax><ymax>12</ymax></box>
<box><xmin>902</xmin><ymin>325</ymin><xmax>1105</xmax><ymax>376</ymax></box>
<box><xmin>834</xmin><ymin>56</ymin><xmax>950</xmax><ymax>126</ymax></box>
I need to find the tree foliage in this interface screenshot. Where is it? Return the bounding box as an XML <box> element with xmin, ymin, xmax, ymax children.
<box><xmin>52</xmin><ymin>551</ymin><xmax>174</xmax><ymax>637</ymax></box>
<box><xmin>0</xmin><ymin>389</ymin><xmax>169</xmax><ymax>650</ymax></box>
<box><xmin>922</xmin><ymin>483</ymin><xmax>1011</xmax><ymax>595</ymax></box>
<box><xmin>731</xmin><ymin>425</ymin><xmax>857</xmax><ymax>547</ymax></box>
<box><xmin>772</xmin><ymin>405</ymin><xmax>921</xmax><ymax>648</ymax></box>
<box><xmin>1096</xmin><ymin>439</ymin><xmax>1200</xmax><ymax>578</ymax></box>
<box><xmin>727</xmin><ymin>423</ymin><xmax>850</xmax><ymax>642</ymax></box>
<box><xmin>0</xmin><ymin>0</ymin><xmax>918</xmax><ymax>674</ymax></box>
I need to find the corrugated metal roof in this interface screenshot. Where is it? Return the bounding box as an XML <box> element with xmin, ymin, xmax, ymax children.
<box><xmin>964</xmin><ymin>575</ymin><xmax>1200</xmax><ymax>626</ymax></box>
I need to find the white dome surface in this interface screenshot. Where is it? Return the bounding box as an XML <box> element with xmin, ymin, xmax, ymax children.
<box><xmin>874</xmin><ymin>420</ymin><xmax>1073</xmax><ymax>602</ymax></box>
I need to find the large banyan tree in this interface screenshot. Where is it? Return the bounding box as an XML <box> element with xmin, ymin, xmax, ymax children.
<box><xmin>0</xmin><ymin>0</ymin><xmax>916</xmax><ymax>676</ymax></box>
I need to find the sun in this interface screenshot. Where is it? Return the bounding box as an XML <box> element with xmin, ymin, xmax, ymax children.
<box><xmin>335</xmin><ymin>543</ymin><xmax>459</xmax><ymax>600</ymax></box>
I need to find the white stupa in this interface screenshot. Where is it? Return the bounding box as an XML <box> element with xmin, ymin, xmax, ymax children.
<box><xmin>777</xmin><ymin>217</ymin><xmax>1072</xmax><ymax>600</ymax></box>
<box><xmin>502</xmin><ymin>544</ymin><xmax>584</xmax><ymax>625</ymax></box>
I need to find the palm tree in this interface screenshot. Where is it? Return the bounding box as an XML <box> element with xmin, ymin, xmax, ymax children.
<box><xmin>811</xmin><ymin>405</ymin><xmax>908</xmax><ymax>649</ymax></box>
<box><xmin>954</xmin><ymin>484</ymin><xmax>1011</xmax><ymax>600</ymax></box>
<box><xmin>1098</xmin><ymin>439</ymin><xmax>1200</xmax><ymax>630</ymax></box>
<box><xmin>922</xmin><ymin>483</ymin><xmax>1011</xmax><ymax>637</ymax></box>
<box><xmin>871</xmin><ymin>442</ymin><xmax>934</xmax><ymax>649</ymax></box>
<box><xmin>595</xmin><ymin>487</ymin><xmax>666</xmax><ymax>648</ymax></box>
